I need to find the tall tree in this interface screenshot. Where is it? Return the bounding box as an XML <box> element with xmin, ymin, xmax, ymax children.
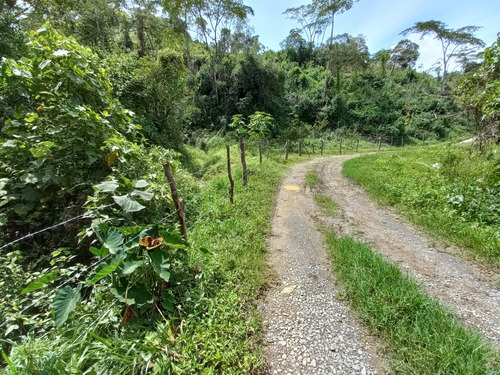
<box><xmin>390</xmin><ymin>39</ymin><xmax>419</xmax><ymax>70</ymax></box>
<box><xmin>313</xmin><ymin>0</ymin><xmax>358</xmax><ymax>45</ymax></box>
<box><xmin>283</xmin><ymin>3</ymin><xmax>327</xmax><ymax>45</ymax></box>
<box><xmin>164</xmin><ymin>0</ymin><xmax>253</xmax><ymax>103</ymax></box>
<box><xmin>401</xmin><ymin>20</ymin><xmax>484</xmax><ymax>82</ymax></box>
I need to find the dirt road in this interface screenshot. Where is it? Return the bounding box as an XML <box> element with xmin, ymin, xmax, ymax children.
<box><xmin>262</xmin><ymin>155</ymin><xmax>500</xmax><ymax>374</ymax></box>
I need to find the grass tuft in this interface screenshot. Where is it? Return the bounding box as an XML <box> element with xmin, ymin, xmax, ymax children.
<box><xmin>324</xmin><ymin>232</ymin><xmax>500</xmax><ymax>375</ymax></box>
<box><xmin>306</xmin><ymin>172</ymin><xmax>319</xmax><ymax>187</ymax></box>
<box><xmin>314</xmin><ymin>194</ymin><xmax>338</xmax><ymax>217</ymax></box>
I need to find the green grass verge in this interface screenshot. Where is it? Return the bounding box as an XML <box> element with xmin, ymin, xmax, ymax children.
<box><xmin>314</xmin><ymin>194</ymin><xmax>338</xmax><ymax>217</ymax></box>
<box><xmin>343</xmin><ymin>147</ymin><xmax>500</xmax><ymax>267</ymax></box>
<box><xmin>323</xmin><ymin>231</ymin><xmax>500</xmax><ymax>374</ymax></box>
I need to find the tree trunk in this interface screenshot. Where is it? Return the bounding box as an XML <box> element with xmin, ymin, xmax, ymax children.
<box><xmin>240</xmin><ymin>138</ymin><xmax>247</xmax><ymax>186</ymax></box>
<box><xmin>259</xmin><ymin>142</ymin><xmax>262</xmax><ymax>166</ymax></box>
<box><xmin>226</xmin><ymin>145</ymin><xmax>234</xmax><ymax>204</ymax></box>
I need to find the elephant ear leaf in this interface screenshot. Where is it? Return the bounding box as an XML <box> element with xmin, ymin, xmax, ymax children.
<box><xmin>53</xmin><ymin>284</ymin><xmax>82</xmax><ymax>326</ymax></box>
<box><xmin>20</xmin><ymin>270</ymin><xmax>59</xmax><ymax>295</ymax></box>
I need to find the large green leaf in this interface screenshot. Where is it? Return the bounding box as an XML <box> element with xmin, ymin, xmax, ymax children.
<box><xmin>21</xmin><ymin>270</ymin><xmax>60</xmax><ymax>295</ymax></box>
<box><xmin>160</xmin><ymin>229</ymin><xmax>188</xmax><ymax>249</ymax></box>
<box><xmin>93</xmin><ymin>223</ymin><xmax>124</xmax><ymax>254</ymax></box>
<box><xmin>134</xmin><ymin>180</ymin><xmax>149</xmax><ymax>188</ymax></box>
<box><xmin>113</xmin><ymin>195</ymin><xmax>145</xmax><ymax>213</ymax></box>
<box><xmin>119</xmin><ymin>259</ymin><xmax>143</xmax><ymax>276</ymax></box>
<box><xmin>94</xmin><ymin>180</ymin><xmax>119</xmax><ymax>193</ymax></box>
<box><xmin>148</xmin><ymin>249</ymin><xmax>171</xmax><ymax>282</ymax></box>
<box><xmin>53</xmin><ymin>284</ymin><xmax>81</xmax><ymax>326</ymax></box>
<box><xmin>131</xmin><ymin>190</ymin><xmax>154</xmax><ymax>201</ymax></box>
<box><xmin>86</xmin><ymin>260</ymin><xmax>122</xmax><ymax>286</ymax></box>
<box><xmin>110</xmin><ymin>282</ymin><xmax>154</xmax><ymax>306</ymax></box>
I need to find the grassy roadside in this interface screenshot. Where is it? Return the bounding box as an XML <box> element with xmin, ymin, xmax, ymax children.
<box><xmin>322</xmin><ymin>231</ymin><xmax>500</xmax><ymax>374</ymax></box>
<box><xmin>1</xmin><ymin>147</ymin><xmax>301</xmax><ymax>374</ymax></box>
<box><xmin>342</xmin><ymin>147</ymin><xmax>500</xmax><ymax>268</ymax></box>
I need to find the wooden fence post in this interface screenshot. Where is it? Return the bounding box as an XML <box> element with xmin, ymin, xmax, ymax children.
<box><xmin>240</xmin><ymin>137</ymin><xmax>247</xmax><ymax>186</ymax></box>
<box><xmin>259</xmin><ymin>142</ymin><xmax>262</xmax><ymax>166</ymax></box>
<box><xmin>320</xmin><ymin>139</ymin><xmax>324</xmax><ymax>155</ymax></box>
<box><xmin>267</xmin><ymin>140</ymin><xmax>270</xmax><ymax>159</ymax></box>
<box><xmin>378</xmin><ymin>137</ymin><xmax>382</xmax><ymax>150</ymax></box>
<box><xmin>163</xmin><ymin>162</ymin><xmax>187</xmax><ymax>241</ymax></box>
<box><xmin>226</xmin><ymin>145</ymin><xmax>234</xmax><ymax>204</ymax></box>
<box><xmin>299</xmin><ymin>139</ymin><xmax>303</xmax><ymax>156</ymax></box>
<box><xmin>312</xmin><ymin>143</ymin><xmax>315</xmax><ymax>154</ymax></box>
<box><xmin>339</xmin><ymin>137</ymin><xmax>343</xmax><ymax>155</ymax></box>
<box><xmin>401</xmin><ymin>135</ymin><xmax>404</xmax><ymax>147</ymax></box>
<box><xmin>356</xmin><ymin>138</ymin><xmax>360</xmax><ymax>152</ymax></box>
<box><xmin>285</xmin><ymin>139</ymin><xmax>290</xmax><ymax>160</ymax></box>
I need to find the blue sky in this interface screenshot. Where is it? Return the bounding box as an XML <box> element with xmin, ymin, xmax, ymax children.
<box><xmin>247</xmin><ymin>0</ymin><xmax>500</xmax><ymax>72</ymax></box>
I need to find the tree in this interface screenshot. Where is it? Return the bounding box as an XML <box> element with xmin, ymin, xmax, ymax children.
<box><xmin>323</xmin><ymin>33</ymin><xmax>369</xmax><ymax>94</ymax></box>
<box><xmin>313</xmin><ymin>0</ymin><xmax>358</xmax><ymax>44</ymax></box>
<box><xmin>457</xmin><ymin>37</ymin><xmax>500</xmax><ymax>141</ymax></box>
<box><xmin>401</xmin><ymin>20</ymin><xmax>484</xmax><ymax>82</ymax></box>
<box><xmin>164</xmin><ymin>0</ymin><xmax>253</xmax><ymax>103</ymax></box>
<box><xmin>283</xmin><ymin>3</ymin><xmax>327</xmax><ymax>45</ymax></box>
<box><xmin>390</xmin><ymin>39</ymin><xmax>419</xmax><ymax>70</ymax></box>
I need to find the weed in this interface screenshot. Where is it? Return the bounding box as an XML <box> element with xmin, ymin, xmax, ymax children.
<box><xmin>314</xmin><ymin>194</ymin><xmax>338</xmax><ymax>217</ymax></box>
<box><xmin>306</xmin><ymin>172</ymin><xmax>319</xmax><ymax>187</ymax></box>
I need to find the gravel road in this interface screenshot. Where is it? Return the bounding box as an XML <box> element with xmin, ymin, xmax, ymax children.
<box><xmin>317</xmin><ymin>155</ymin><xmax>500</xmax><ymax>346</ymax></box>
<box><xmin>261</xmin><ymin>154</ymin><xmax>500</xmax><ymax>374</ymax></box>
<box><xmin>260</xmin><ymin>158</ymin><xmax>386</xmax><ymax>375</ymax></box>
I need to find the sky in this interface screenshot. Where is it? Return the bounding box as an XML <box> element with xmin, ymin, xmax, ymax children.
<box><xmin>247</xmin><ymin>0</ymin><xmax>500</xmax><ymax>72</ymax></box>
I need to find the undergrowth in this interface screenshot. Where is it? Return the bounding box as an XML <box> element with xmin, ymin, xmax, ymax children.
<box><xmin>343</xmin><ymin>145</ymin><xmax>500</xmax><ymax>267</ymax></box>
<box><xmin>323</xmin><ymin>232</ymin><xmax>500</xmax><ymax>374</ymax></box>
<box><xmin>0</xmin><ymin>146</ymin><xmax>300</xmax><ymax>374</ymax></box>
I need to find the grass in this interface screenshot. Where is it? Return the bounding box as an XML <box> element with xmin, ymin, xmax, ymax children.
<box><xmin>305</xmin><ymin>172</ymin><xmax>319</xmax><ymax>187</ymax></box>
<box><xmin>343</xmin><ymin>146</ymin><xmax>500</xmax><ymax>268</ymax></box>
<box><xmin>323</xmin><ymin>231</ymin><xmax>500</xmax><ymax>374</ymax></box>
<box><xmin>314</xmin><ymin>194</ymin><xmax>338</xmax><ymax>217</ymax></box>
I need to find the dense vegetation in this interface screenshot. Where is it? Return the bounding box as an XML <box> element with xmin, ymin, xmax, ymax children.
<box><xmin>1</xmin><ymin>0</ymin><xmax>499</xmax><ymax>372</ymax></box>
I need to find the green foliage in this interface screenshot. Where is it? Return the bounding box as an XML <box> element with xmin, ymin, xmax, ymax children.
<box><xmin>343</xmin><ymin>146</ymin><xmax>500</xmax><ymax>265</ymax></box>
<box><xmin>324</xmin><ymin>233</ymin><xmax>500</xmax><ymax>374</ymax></box>
<box><xmin>457</xmin><ymin>37</ymin><xmax>500</xmax><ymax>139</ymax></box>
<box><xmin>0</xmin><ymin>23</ymin><xmax>141</xmax><ymax>233</ymax></box>
<box><xmin>230</xmin><ymin>111</ymin><xmax>274</xmax><ymax>139</ymax></box>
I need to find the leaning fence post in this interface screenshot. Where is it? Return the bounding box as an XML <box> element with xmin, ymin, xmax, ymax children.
<box><xmin>226</xmin><ymin>145</ymin><xmax>235</xmax><ymax>204</ymax></box>
<box><xmin>240</xmin><ymin>137</ymin><xmax>247</xmax><ymax>186</ymax></box>
<box><xmin>163</xmin><ymin>162</ymin><xmax>187</xmax><ymax>241</ymax></box>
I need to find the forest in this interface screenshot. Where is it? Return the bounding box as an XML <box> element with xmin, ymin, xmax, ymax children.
<box><xmin>1</xmin><ymin>0</ymin><xmax>500</xmax><ymax>373</ymax></box>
